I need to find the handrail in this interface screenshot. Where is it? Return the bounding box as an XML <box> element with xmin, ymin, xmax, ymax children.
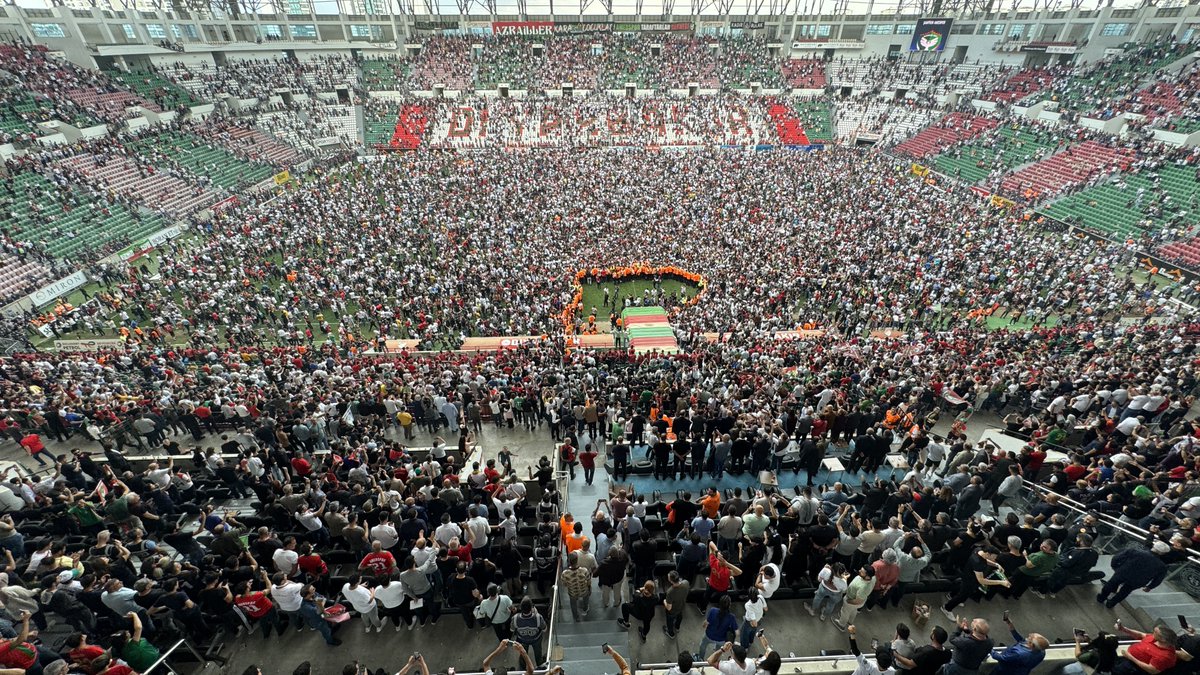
<box><xmin>140</xmin><ymin>638</ymin><xmax>189</xmax><ymax>675</ymax></box>
<box><xmin>542</xmin><ymin>468</ymin><xmax>571</xmax><ymax>672</ymax></box>
<box><xmin>635</xmin><ymin>639</ymin><xmax>1139</xmax><ymax>672</ymax></box>
<box><xmin>984</xmin><ymin>423</ymin><xmax>1200</xmax><ymax>568</ymax></box>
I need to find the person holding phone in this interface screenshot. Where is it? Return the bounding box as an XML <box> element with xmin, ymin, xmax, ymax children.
<box><xmin>482</xmin><ymin>639</ymin><xmax>533</xmax><ymax>675</ymax></box>
<box><xmin>989</xmin><ymin>613</ymin><xmax>1049</xmax><ymax>675</ymax></box>
<box><xmin>602</xmin><ymin>644</ymin><xmax>631</xmax><ymax>675</ymax></box>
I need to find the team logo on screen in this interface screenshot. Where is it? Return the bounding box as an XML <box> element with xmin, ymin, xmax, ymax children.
<box><xmin>917</xmin><ymin>30</ymin><xmax>943</xmax><ymax>51</ymax></box>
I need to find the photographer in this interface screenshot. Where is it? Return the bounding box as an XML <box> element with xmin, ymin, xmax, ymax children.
<box><xmin>989</xmin><ymin>612</ymin><xmax>1049</xmax><ymax>675</ymax></box>
<box><xmin>848</xmin><ymin>624</ymin><xmax>896</xmax><ymax>675</ymax></box>
<box><xmin>482</xmin><ymin>639</ymin><xmax>534</xmax><ymax>675</ymax></box>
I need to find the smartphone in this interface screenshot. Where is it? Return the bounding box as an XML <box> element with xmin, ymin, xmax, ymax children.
<box><xmin>1180</xmin><ymin>616</ymin><xmax>1191</xmax><ymax>630</ymax></box>
<box><xmin>601</xmin><ymin>643</ymin><xmax>611</xmax><ymax>654</ymax></box>
<box><xmin>1003</xmin><ymin>610</ymin><xmax>1010</xmax><ymax>622</ymax></box>
<box><xmin>1073</xmin><ymin>628</ymin><xmax>1086</xmax><ymax>638</ymax></box>
<box><xmin>756</xmin><ymin>630</ymin><xmax>765</xmax><ymax>638</ymax></box>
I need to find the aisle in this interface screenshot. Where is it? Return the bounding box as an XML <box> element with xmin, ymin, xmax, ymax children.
<box><xmin>557</xmin><ymin>430</ymin><xmax>631</xmax><ymax>675</ymax></box>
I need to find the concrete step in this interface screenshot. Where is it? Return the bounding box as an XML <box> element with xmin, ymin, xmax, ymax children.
<box><xmin>1127</xmin><ymin>591</ymin><xmax>1195</xmax><ymax>608</ymax></box>
<box><xmin>555</xmin><ymin>630</ymin><xmax>629</xmax><ymax>647</ymax></box>
<box><xmin>558</xmin><ymin>604</ymin><xmax>623</xmax><ymax>623</ymax></box>
<box><xmin>554</xmin><ymin>624</ymin><xmax>627</xmax><ymax>643</ymax></box>
<box><xmin>562</xmin><ymin>645</ymin><xmax>626</xmax><ymax>662</ymax></box>
<box><xmin>560</xmin><ymin>657</ymin><xmax>624</xmax><ymax>675</ymax></box>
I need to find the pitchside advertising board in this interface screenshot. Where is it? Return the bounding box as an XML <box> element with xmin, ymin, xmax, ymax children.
<box><xmin>909</xmin><ymin>17</ymin><xmax>952</xmax><ymax>52</ymax></box>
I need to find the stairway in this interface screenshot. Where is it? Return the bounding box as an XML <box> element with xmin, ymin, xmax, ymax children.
<box><xmin>1094</xmin><ymin>551</ymin><xmax>1200</xmax><ymax>630</ymax></box>
<box><xmin>555</xmin><ymin>431</ymin><xmax>630</xmax><ymax>675</ymax></box>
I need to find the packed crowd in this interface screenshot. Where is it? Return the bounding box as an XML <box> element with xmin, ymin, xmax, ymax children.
<box><xmin>31</xmin><ymin>145</ymin><xmax>1190</xmax><ymax>352</ymax></box>
<box><xmin>156</xmin><ymin>56</ymin><xmax>360</xmax><ymax>103</ymax></box>
<box><xmin>416</xmin><ymin>95</ymin><xmax>773</xmax><ymax>148</ymax></box>
<box><xmin>0</xmin><ymin>291</ymin><xmax>1195</xmax><ymax>672</ymax></box>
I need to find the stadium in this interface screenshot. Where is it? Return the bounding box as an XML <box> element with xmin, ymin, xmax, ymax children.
<box><xmin>0</xmin><ymin>1</ymin><xmax>1199</xmax><ymax>674</ymax></box>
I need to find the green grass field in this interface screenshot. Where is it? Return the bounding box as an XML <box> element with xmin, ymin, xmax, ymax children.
<box><xmin>578</xmin><ymin>277</ymin><xmax>701</xmax><ymax>331</ymax></box>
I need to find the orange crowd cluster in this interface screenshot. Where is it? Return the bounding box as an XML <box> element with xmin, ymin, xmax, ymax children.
<box><xmin>30</xmin><ymin>300</ymin><xmax>77</xmax><ymax>328</ymax></box>
<box><xmin>559</xmin><ymin>265</ymin><xmax>709</xmax><ymax>335</ymax></box>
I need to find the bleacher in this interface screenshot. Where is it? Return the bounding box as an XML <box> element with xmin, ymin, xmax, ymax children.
<box><xmin>764</xmin><ymin>100</ymin><xmax>810</xmax><ymax>145</ymax></box>
<box><xmin>0</xmin><ymin>252</ymin><xmax>49</xmax><ymax>304</ymax></box>
<box><xmin>781</xmin><ymin>58</ymin><xmax>827</xmax><ymax>90</ymax></box>
<box><xmin>1029</xmin><ymin>41</ymin><xmax>1188</xmax><ymax>113</ymax></box>
<box><xmin>791</xmin><ymin>99</ymin><xmax>833</xmax><ymax>142</ymax></box>
<box><xmin>210</xmin><ymin>123</ymin><xmax>304</xmax><ymax>167</ymax></box>
<box><xmin>983</xmin><ymin>67</ymin><xmax>1060</xmax><ymax>104</ymax></box>
<box><xmin>1041</xmin><ymin>163</ymin><xmax>1200</xmax><ymax>239</ymax></box>
<box><xmin>130</xmin><ymin>130</ymin><xmax>276</xmax><ymax>190</ymax></box>
<box><xmin>106</xmin><ymin>69</ymin><xmax>201</xmax><ymax>110</ymax></box>
<box><xmin>409</xmin><ymin>37</ymin><xmax>474</xmax><ymax>91</ymax></box>
<box><xmin>390</xmin><ymin>103</ymin><xmax>429</xmax><ymax>150</ymax></box>
<box><xmin>477</xmin><ymin>38</ymin><xmax>539</xmax><ymax>90</ymax></box>
<box><xmin>64</xmin><ymin>88</ymin><xmax>160</xmax><ymax>121</ymax></box>
<box><xmin>715</xmin><ymin>37</ymin><xmax>784</xmax><ymax>89</ymax></box>
<box><xmin>57</xmin><ymin>153</ymin><xmax>222</xmax><ymax>217</ymax></box>
<box><xmin>1157</xmin><ymin>236</ymin><xmax>1200</xmax><ymax>267</ymax></box>
<box><xmin>0</xmin><ymin>89</ymin><xmax>96</xmax><ymax>139</ymax></box>
<box><xmin>362</xmin><ymin>58</ymin><xmax>410</xmax><ymax>91</ymax></box>
<box><xmin>999</xmin><ymin>140</ymin><xmax>1132</xmax><ymax>201</ymax></box>
<box><xmin>0</xmin><ymin>169</ymin><xmax>167</xmax><ymax>259</ymax></box>
<box><xmin>893</xmin><ymin>112</ymin><xmax>998</xmax><ymax>159</ymax></box>
<box><xmin>257</xmin><ymin>103</ymin><xmax>358</xmax><ymax>153</ymax></box>
<box><xmin>365</xmin><ymin>102</ymin><xmax>402</xmax><ymax>148</ymax></box>
<box><xmin>932</xmin><ymin>123</ymin><xmax>1060</xmax><ymax>185</ymax></box>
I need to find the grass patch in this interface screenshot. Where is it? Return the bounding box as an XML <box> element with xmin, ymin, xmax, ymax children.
<box><xmin>579</xmin><ymin>277</ymin><xmax>701</xmax><ymax>331</ymax></box>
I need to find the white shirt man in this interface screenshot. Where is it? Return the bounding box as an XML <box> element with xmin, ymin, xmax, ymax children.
<box><xmin>1116</xmin><ymin>416</ymin><xmax>1143</xmax><ymax>437</ymax></box>
<box><xmin>370</xmin><ymin>520</ymin><xmax>400</xmax><ymax>550</ymax></box>
<box><xmin>758</xmin><ymin>563</ymin><xmax>781</xmax><ymax>599</ymax></box>
<box><xmin>434</xmin><ymin>520</ymin><xmax>462</xmax><ymax>547</ymax></box>
<box><xmin>466</xmin><ymin>511</ymin><xmax>490</xmax><ymax>550</ymax></box>
<box><xmin>272</xmin><ymin>546</ymin><xmax>298</xmax><ymax>576</ymax></box>
<box><xmin>342</xmin><ymin>581</ymin><xmax>376</xmax><ymax>615</ymax></box>
<box><xmin>270</xmin><ymin>579</ymin><xmax>304</xmax><ymax>613</ymax></box>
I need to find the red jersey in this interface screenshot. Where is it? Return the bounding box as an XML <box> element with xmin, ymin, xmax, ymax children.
<box><xmin>234</xmin><ymin>591</ymin><xmax>274</xmax><ymax>619</ymax></box>
<box><xmin>360</xmin><ymin>551</ymin><xmax>396</xmax><ymax>574</ymax></box>
<box><xmin>707</xmin><ymin>554</ymin><xmax>731</xmax><ymax>592</ymax></box>
<box><xmin>0</xmin><ymin>640</ymin><xmax>38</xmax><ymax>669</ymax></box>
<box><xmin>298</xmin><ymin>554</ymin><xmax>328</xmax><ymax>576</ymax></box>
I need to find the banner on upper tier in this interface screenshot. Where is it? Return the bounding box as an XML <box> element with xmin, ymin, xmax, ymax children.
<box><xmin>273</xmin><ymin>170</ymin><xmax>291</xmax><ymax>185</ymax></box>
<box><xmin>869</xmin><ymin>328</ymin><xmax>906</xmax><ymax>339</ymax></box>
<box><xmin>492</xmin><ymin>21</ymin><xmax>555</xmax><ymax>35</ymax></box>
<box><xmin>28</xmin><ymin>270</ymin><xmax>87</xmax><ymax>308</ymax></box>
<box><xmin>911</xmin><ymin>163</ymin><xmax>930</xmax><ymax>177</ymax></box>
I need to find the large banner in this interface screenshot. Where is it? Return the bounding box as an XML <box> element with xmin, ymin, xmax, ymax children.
<box><xmin>29</xmin><ymin>270</ymin><xmax>87</xmax><ymax>308</ymax></box>
<box><xmin>492</xmin><ymin>21</ymin><xmax>555</xmax><ymax>35</ymax></box>
<box><xmin>909</xmin><ymin>17</ymin><xmax>952</xmax><ymax>52</ymax></box>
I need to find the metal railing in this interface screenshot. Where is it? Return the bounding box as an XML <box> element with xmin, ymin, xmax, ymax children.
<box><xmin>141</xmin><ymin>638</ymin><xmax>214</xmax><ymax>674</ymax></box>
<box><xmin>634</xmin><ymin>638</ymin><xmax>1138</xmax><ymax>675</ymax></box>
<box><xmin>543</xmin><ymin>467</ymin><xmax>570</xmax><ymax>671</ymax></box>
<box><xmin>987</xmin><ymin>422</ymin><xmax>1200</xmax><ymax>587</ymax></box>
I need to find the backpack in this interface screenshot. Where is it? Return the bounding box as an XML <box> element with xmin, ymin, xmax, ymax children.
<box><xmin>513</xmin><ymin>612</ymin><xmax>545</xmax><ymax>641</ymax></box>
